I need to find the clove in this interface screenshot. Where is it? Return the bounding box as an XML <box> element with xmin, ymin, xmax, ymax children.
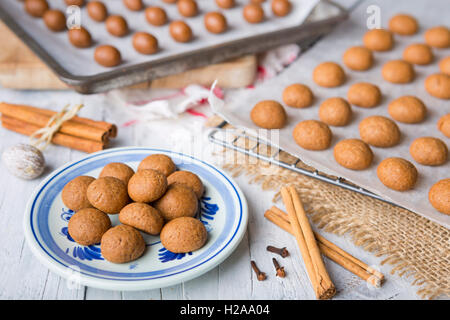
<box><xmin>272</xmin><ymin>258</ymin><xmax>286</xmax><ymax>278</ymax></box>
<box><xmin>250</xmin><ymin>260</ymin><xmax>267</xmax><ymax>281</ymax></box>
<box><xmin>266</xmin><ymin>245</ymin><xmax>289</xmax><ymax>258</ymax></box>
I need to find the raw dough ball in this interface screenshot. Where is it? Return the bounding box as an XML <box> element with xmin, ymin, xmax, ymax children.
<box><xmin>154</xmin><ymin>184</ymin><xmax>199</xmax><ymax>221</ymax></box>
<box><xmin>160</xmin><ymin>217</ymin><xmax>207</xmax><ymax>253</ymax></box>
<box><xmin>123</xmin><ymin>0</ymin><xmax>143</xmax><ymax>11</ymax></box>
<box><xmin>106</xmin><ymin>15</ymin><xmax>128</xmax><ymax>37</ymax></box>
<box><xmin>410</xmin><ymin>137</ymin><xmax>448</xmax><ymax>166</ymax></box>
<box><xmin>243</xmin><ymin>3</ymin><xmax>264</xmax><ymax>24</ymax></box>
<box><xmin>359</xmin><ymin>116</ymin><xmax>401</xmax><ymax>148</ymax></box>
<box><xmin>68</xmin><ymin>27</ymin><xmax>92</xmax><ymax>48</ymax></box>
<box><xmin>388</xmin><ymin>14</ymin><xmax>418</xmax><ymax>35</ymax></box>
<box><xmin>65</xmin><ymin>0</ymin><xmax>84</xmax><ymax>6</ymax></box>
<box><xmin>138</xmin><ymin>154</ymin><xmax>176</xmax><ymax>177</ymax></box>
<box><xmin>382</xmin><ymin>60</ymin><xmax>415</xmax><ymax>84</ymax></box>
<box><xmin>429</xmin><ymin>179</ymin><xmax>450</xmax><ymax>215</ymax></box>
<box><xmin>162</xmin><ymin>0</ymin><xmax>177</xmax><ymax>3</ymax></box>
<box><xmin>424</xmin><ymin>26</ymin><xmax>450</xmax><ymax>49</ymax></box>
<box><xmin>437</xmin><ymin>114</ymin><xmax>450</xmax><ymax>138</ymax></box>
<box><xmin>87</xmin><ymin>1</ymin><xmax>108</xmax><ymax>22</ymax></box>
<box><xmin>25</xmin><ymin>0</ymin><xmax>49</xmax><ymax>17</ymax></box>
<box><xmin>99</xmin><ymin>162</ymin><xmax>135</xmax><ymax>185</ymax></box>
<box><xmin>2</xmin><ymin>144</ymin><xmax>45</xmax><ymax>180</ymax></box>
<box><xmin>319</xmin><ymin>97</ymin><xmax>352</xmax><ymax>126</ymax></box>
<box><xmin>62</xmin><ymin>176</ymin><xmax>95</xmax><ymax>211</ymax></box>
<box><xmin>216</xmin><ymin>0</ymin><xmax>235</xmax><ymax>9</ymax></box>
<box><xmin>250</xmin><ymin>100</ymin><xmax>287</xmax><ymax>129</ymax></box>
<box><xmin>347</xmin><ymin>82</ymin><xmax>381</xmax><ymax>108</ymax></box>
<box><xmin>282</xmin><ymin>84</ymin><xmax>313</xmax><ymax>108</ymax></box>
<box><xmin>293</xmin><ymin>120</ymin><xmax>332</xmax><ymax>151</ymax></box>
<box><xmin>119</xmin><ymin>203</ymin><xmax>164</xmax><ymax>235</ymax></box>
<box><xmin>271</xmin><ymin>0</ymin><xmax>292</xmax><ymax>17</ymax></box>
<box><xmin>425</xmin><ymin>74</ymin><xmax>450</xmax><ymax>99</ymax></box>
<box><xmin>87</xmin><ymin>177</ymin><xmax>130</xmax><ymax>214</ymax></box>
<box><xmin>333</xmin><ymin>139</ymin><xmax>373</xmax><ymax>170</ymax></box>
<box><xmin>204</xmin><ymin>12</ymin><xmax>227</xmax><ymax>34</ymax></box>
<box><xmin>178</xmin><ymin>0</ymin><xmax>198</xmax><ymax>17</ymax></box>
<box><xmin>363</xmin><ymin>29</ymin><xmax>394</xmax><ymax>51</ymax></box>
<box><xmin>68</xmin><ymin>208</ymin><xmax>111</xmax><ymax>246</ymax></box>
<box><xmin>133</xmin><ymin>32</ymin><xmax>159</xmax><ymax>54</ymax></box>
<box><xmin>342</xmin><ymin>46</ymin><xmax>373</xmax><ymax>71</ymax></box>
<box><xmin>94</xmin><ymin>45</ymin><xmax>121</xmax><ymax>67</ymax></box>
<box><xmin>403</xmin><ymin>43</ymin><xmax>434</xmax><ymax>65</ymax></box>
<box><xmin>377</xmin><ymin>158</ymin><xmax>418</xmax><ymax>191</ymax></box>
<box><xmin>145</xmin><ymin>7</ymin><xmax>167</xmax><ymax>26</ymax></box>
<box><xmin>251</xmin><ymin>0</ymin><xmax>266</xmax><ymax>3</ymax></box>
<box><xmin>128</xmin><ymin>169</ymin><xmax>168</xmax><ymax>203</ymax></box>
<box><xmin>313</xmin><ymin>62</ymin><xmax>346</xmax><ymax>88</ymax></box>
<box><xmin>43</xmin><ymin>9</ymin><xmax>66</xmax><ymax>32</ymax></box>
<box><xmin>101</xmin><ymin>225</ymin><xmax>145</xmax><ymax>263</ymax></box>
<box><xmin>439</xmin><ymin>56</ymin><xmax>450</xmax><ymax>75</ymax></box>
<box><xmin>388</xmin><ymin>96</ymin><xmax>427</xmax><ymax>124</ymax></box>
<box><xmin>168</xmin><ymin>170</ymin><xmax>204</xmax><ymax>198</ymax></box>
<box><xmin>169</xmin><ymin>21</ymin><xmax>193</xmax><ymax>43</ymax></box>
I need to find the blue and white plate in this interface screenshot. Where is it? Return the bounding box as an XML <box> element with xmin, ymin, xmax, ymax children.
<box><xmin>24</xmin><ymin>147</ymin><xmax>248</xmax><ymax>291</ymax></box>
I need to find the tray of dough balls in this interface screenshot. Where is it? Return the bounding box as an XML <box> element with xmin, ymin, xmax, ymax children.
<box><xmin>211</xmin><ymin>0</ymin><xmax>450</xmax><ymax>228</ymax></box>
<box><xmin>0</xmin><ymin>0</ymin><xmax>347</xmax><ymax>93</ymax></box>
<box><xmin>23</xmin><ymin>148</ymin><xmax>248</xmax><ymax>290</ymax></box>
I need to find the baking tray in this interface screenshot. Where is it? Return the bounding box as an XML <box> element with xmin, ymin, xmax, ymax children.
<box><xmin>0</xmin><ymin>1</ymin><xmax>348</xmax><ymax>94</ymax></box>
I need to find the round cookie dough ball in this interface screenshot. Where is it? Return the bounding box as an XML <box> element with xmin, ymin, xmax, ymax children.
<box><xmin>347</xmin><ymin>82</ymin><xmax>381</xmax><ymax>108</ymax></box>
<box><xmin>382</xmin><ymin>60</ymin><xmax>415</xmax><ymax>84</ymax></box>
<box><xmin>25</xmin><ymin>0</ymin><xmax>49</xmax><ymax>18</ymax></box>
<box><xmin>162</xmin><ymin>0</ymin><xmax>177</xmax><ymax>3</ymax></box>
<box><xmin>87</xmin><ymin>177</ymin><xmax>130</xmax><ymax>214</ymax></box>
<box><xmin>138</xmin><ymin>154</ymin><xmax>176</xmax><ymax>177</ymax></box>
<box><xmin>99</xmin><ymin>162</ymin><xmax>135</xmax><ymax>185</ymax></box>
<box><xmin>388</xmin><ymin>96</ymin><xmax>427</xmax><ymax>124</ymax></box>
<box><xmin>293</xmin><ymin>120</ymin><xmax>332</xmax><ymax>151</ymax></box>
<box><xmin>424</xmin><ymin>26</ymin><xmax>450</xmax><ymax>49</ymax></box>
<box><xmin>429</xmin><ymin>179</ymin><xmax>450</xmax><ymax>215</ymax></box>
<box><xmin>43</xmin><ymin>9</ymin><xmax>66</xmax><ymax>32</ymax></box>
<box><xmin>123</xmin><ymin>0</ymin><xmax>143</xmax><ymax>11</ymax></box>
<box><xmin>119</xmin><ymin>203</ymin><xmax>164</xmax><ymax>235</ymax></box>
<box><xmin>359</xmin><ymin>116</ymin><xmax>401</xmax><ymax>148</ymax></box>
<box><xmin>101</xmin><ymin>225</ymin><xmax>145</xmax><ymax>263</ymax></box>
<box><xmin>65</xmin><ymin>0</ymin><xmax>85</xmax><ymax>6</ymax></box>
<box><xmin>62</xmin><ymin>176</ymin><xmax>95</xmax><ymax>211</ymax></box>
<box><xmin>363</xmin><ymin>28</ymin><xmax>394</xmax><ymax>51</ymax></box>
<box><xmin>250</xmin><ymin>100</ymin><xmax>287</xmax><ymax>129</ymax></box>
<box><xmin>282</xmin><ymin>84</ymin><xmax>314</xmax><ymax>108</ymax></box>
<box><xmin>439</xmin><ymin>56</ymin><xmax>450</xmax><ymax>75</ymax></box>
<box><xmin>128</xmin><ymin>169</ymin><xmax>167</xmax><ymax>203</ymax></box>
<box><xmin>154</xmin><ymin>184</ymin><xmax>198</xmax><ymax>221</ymax></box>
<box><xmin>133</xmin><ymin>32</ymin><xmax>159</xmax><ymax>54</ymax></box>
<box><xmin>334</xmin><ymin>139</ymin><xmax>373</xmax><ymax>170</ymax></box>
<box><xmin>425</xmin><ymin>74</ymin><xmax>450</xmax><ymax>99</ymax></box>
<box><xmin>403</xmin><ymin>43</ymin><xmax>434</xmax><ymax>65</ymax></box>
<box><xmin>178</xmin><ymin>0</ymin><xmax>198</xmax><ymax>17</ymax></box>
<box><xmin>313</xmin><ymin>62</ymin><xmax>346</xmax><ymax>88</ymax></box>
<box><xmin>87</xmin><ymin>1</ymin><xmax>108</xmax><ymax>22</ymax></box>
<box><xmin>272</xmin><ymin>0</ymin><xmax>292</xmax><ymax>17</ymax></box>
<box><xmin>388</xmin><ymin>14</ymin><xmax>418</xmax><ymax>35</ymax></box>
<box><xmin>160</xmin><ymin>217</ymin><xmax>207</xmax><ymax>253</ymax></box>
<box><xmin>342</xmin><ymin>46</ymin><xmax>374</xmax><ymax>71</ymax></box>
<box><xmin>437</xmin><ymin>114</ymin><xmax>450</xmax><ymax>138</ymax></box>
<box><xmin>377</xmin><ymin>158</ymin><xmax>418</xmax><ymax>191</ymax></box>
<box><xmin>410</xmin><ymin>137</ymin><xmax>448</xmax><ymax>166</ymax></box>
<box><xmin>169</xmin><ymin>21</ymin><xmax>193</xmax><ymax>43</ymax></box>
<box><xmin>106</xmin><ymin>15</ymin><xmax>128</xmax><ymax>37</ymax></box>
<box><xmin>319</xmin><ymin>97</ymin><xmax>352</xmax><ymax>126</ymax></box>
<box><xmin>68</xmin><ymin>208</ymin><xmax>111</xmax><ymax>246</ymax></box>
<box><xmin>145</xmin><ymin>7</ymin><xmax>167</xmax><ymax>26</ymax></box>
<box><xmin>68</xmin><ymin>27</ymin><xmax>92</xmax><ymax>48</ymax></box>
<box><xmin>243</xmin><ymin>3</ymin><xmax>264</xmax><ymax>24</ymax></box>
<box><xmin>216</xmin><ymin>0</ymin><xmax>235</xmax><ymax>9</ymax></box>
<box><xmin>94</xmin><ymin>45</ymin><xmax>121</xmax><ymax>67</ymax></box>
<box><xmin>167</xmin><ymin>170</ymin><xmax>204</xmax><ymax>198</ymax></box>
<box><xmin>204</xmin><ymin>12</ymin><xmax>227</xmax><ymax>34</ymax></box>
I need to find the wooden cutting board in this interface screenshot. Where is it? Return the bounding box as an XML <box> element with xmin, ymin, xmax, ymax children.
<box><xmin>0</xmin><ymin>21</ymin><xmax>257</xmax><ymax>90</ymax></box>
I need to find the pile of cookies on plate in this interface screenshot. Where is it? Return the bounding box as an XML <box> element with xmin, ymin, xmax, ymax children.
<box><xmin>61</xmin><ymin>154</ymin><xmax>207</xmax><ymax>264</ymax></box>
<box><xmin>250</xmin><ymin>14</ymin><xmax>450</xmax><ymax>215</ymax></box>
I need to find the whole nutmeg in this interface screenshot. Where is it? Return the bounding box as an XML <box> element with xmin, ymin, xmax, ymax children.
<box><xmin>106</xmin><ymin>15</ymin><xmax>129</xmax><ymax>37</ymax></box>
<box><xmin>145</xmin><ymin>7</ymin><xmax>167</xmax><ymax>26</ymax></box>
<box><xmin>87</xmin><ymin>1</ymin><xmax>108</xmax><ymax>22</ymax></box>
<box><xmin>204</xmin><ymin>12</ymin><xmax>227</xmax><ymax>34</ymax></box>
<box><xmin>68</xmin><ymin>26</ymin><xmax>92</xmax><ymax>48</ymax></box>
<box><xmin>94</xmin><ymin>45</ymin><xmax>121</xmax><ymax>67</ymax></box>
<box><xmin>133</xmin><ymin>32</ymin><xmax>159</xmax><ymax>55</ymax></box>
<box><xmin>243</xmin><ymin>3</ymin><xmax>264</xmax><ymax>24</ymax></box>
<box><xmin>169</xmin><ymin>21</ymin><xmax>193</xmax><ymax>43</ymax></box>
<box><xmin>178</xmin><ymin>0</ymin><xmax>198</xmax><ymax>18</ymax></box>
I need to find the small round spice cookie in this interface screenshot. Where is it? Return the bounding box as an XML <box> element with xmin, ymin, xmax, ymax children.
<box><xmin>204</xmin><ymin>12</ymin><xmax>227</xmax><ymax>34</ymax></box>
<box><xmin>271</xmin><ymin>0</ymin><xmax>292</xmax><ymax>17</ymax></box>
<box><xmin>359</xmin><ymin>116</ymin><xmax>401</xmax><ymax>148</ymax></box>
<box><xmin>99</xmin><ymin>162</ymin><xmax>135</xmax><ymax>185</ymax></box>
<box><xmin>68</xmin><ymin>208</ymin><xmax>111</xmax><ymax>246</ymax></box>
<box><xmin>439</xmin><ymin>56</ymin><xmax>450</xmax><ymax>75</ymax></box>
<box><xmin>382</xmin><ymin>60</ymin><xmax>415</xmax><ymax>84</ymax></box>
<box><xmin>138</xmin><ymin>154</ymin><xmax>176</xmax><ymax>177</ymax></box>
<box><xmin>282</xmin><ymin>84</ymin><xmax>314</xmax><ymax>108</ymax></box>
<box><xmin>169</xmin><ymin>21</ymin><xmax>193</xmax><ymax>43</ymax></box>
<box><xmin>94</xmin><ymin>45</ymin><xmax>121</xmax><ymax>67</ymax></box>
<box><xmin>377</xmin><ymin>158</ymin><xmax>418</xmax><ymax>191</ymax></box>
<box><xmin>154</xmin><ymin>184</ymin><xmax>198</xmax><ymax>221</ymax></box>
<box><xmin>334</xmin><ymin>139</ymin><xmax>373</xmax><ymax>170</ymax></box>
<box><xmin>293</xmin><ymin>120</ymin><xmax>332</xmax><ymax>151</ymax></box>
<box><xmin>177</xmin><ymin>0</ymin><xmax>198</xmax><ymax>17</ymax></box>
<box><xmin>342</xmin><ymin>46</ymin><xmax>374</xmax><ymax>71</ymax></box>
<box><xmin>145</xmin><ymin>7</ymin><xmax>167</xmax><ymax>26</ymax></box>
<box><xmin>428</xmin><ymin>179</ymin><xmax>450</xmax><ymax>215</ymax></box>
<box><xmin>363</xmin><ymin>29</ymin><xmax>394</xmax><ymax>51</ymax></box>
<box><xmin>43</xmin><ymin>9</ymin><xmax>66</xmax><ymax>32</ymax></box>
<box><xmin>313</xmin><ymin>62</ymin><xmax>345</xmax><ymax>88</ymax></box>
<box><xmin>437</xmin><ymin>114</ymin><xmax>450</xmax><ymax>138</ymax></box>
<box><xmin>216</xmin><ymin>0</ymin><xmax>235</xmax><ymax>9</ymax></box>
<box><xmin>119</xmin><ymin>203</ymin><xmax>164</xmax><ymax>235</ymax></box>
<box><xmin>425</xmin><ymin>74</ymin><xmax>450</xmax><ymax>99</ymax></box>
<box><xmin>87</xmin><ymin>177</ymin><xmax>129</xmax><ymax>214</ymax></box>
<box><xmin>162</xmin><ymin>0</ymin><xmax>177</xmax><ymax>3</ymax></box>
<box><xmin>424</xmin><ymin>26</ymin><xmax>450</xmax><ymax>49</ymax></box>
<box><xmin>318</xmin><ymin>97</ymin><xmax>352</xmax><ymax>126</ymax></box>
<box><xmin>106</xmin><ymin>15</ymin><xmax>128</xmax><ymax>37</ymax></box>
<box><xmin>101</xmin><ymin>225</ymin><xmax>145</xmax><ymax>263</ymax></box>
<box><xmin>68</xmin><ymin>27</ymin><xmax>92</xmax><ymax>48</ymax></box>
<box><xmin>402</xmin><ymin>43</ymin><xmax>433</xmax><ymax>65</ymax></box>
<box><xmin>65</xmin><ymin>0</ymin><xmax>85</xmax><ymax>6</ymax></box>
<box><xmin>410</xmin><ymin>137</ymin><xmax>448</xmax><ymax>166</ymax></box>
<box><xmin>243</xmin><ymin>3</ymin><xmax>264</xmax><ymax>24</ymax></box>
<box><xmin>123</xmin><ymin>0</ymin><xmax>143</xmax><ymax>11</ymax></box>
<box><xmin>87</xmin><ymin>1</ymin><xmax>108</xmax><ymax>22</ymax></box>
<box><xmin>25</xmin><ymin>0</ymin><xmax>49</xmax><ymax>18</ymax></box>
<box><xmin>388</xmin><ymin>14</ymin><xmax>418</xmax><ymax>35</ymax></box>
<box><xmin>62</xmin><ymin>176</ymin><xmax>95</xmax><ymax>211</ymax></box>
<box><xmin>388</xmin><ymin>96</ymin><xmax>427</xmax><ymax>124</ymax></box>
<box><xmin>250</xmin><ymin>100</ymin><xmax>287</xmax><ymax>129</ymax></box>
<box><xmin>167</xmin><ymin>170</ymin><xmax>204</xmax><ymax>199</ymax></box>
<box><xmin>133</xmin><ymin>32</ymin><xmax>159</xmax><ymax>55</ymax></box>
<box><xmin>160</xmin><ymin>217</ymin><xmax>207</xmax><ymax>253</ymax></box>
<box><xmin>128</xmin><ymin>169</ymin><xmax>167</xmax><ymax>203</ymax></box>
<box><xmin>347</xmin><ymin>82</ymin><xmax>381</xmax><ymax>108</ymax></box>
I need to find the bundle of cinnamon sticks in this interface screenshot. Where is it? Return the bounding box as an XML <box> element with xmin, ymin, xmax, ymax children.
<box><xmin>0</xmin><ymin>102</ymin><xmax>117</xmax><ymax>153</ymax></box>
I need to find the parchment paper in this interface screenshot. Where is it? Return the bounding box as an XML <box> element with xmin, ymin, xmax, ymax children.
<box><xmin>212</xmin><ymin>0</ymin><xmax>450</xmax><ymax>228</ymax></box>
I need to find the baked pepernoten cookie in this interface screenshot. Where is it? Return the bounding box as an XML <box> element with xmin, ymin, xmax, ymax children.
<box><xmin>363</xmin><ymin>28</ymin><xmax>394</xmax><ymax>51</ymax></box>
<box><xmin>402</xmin><ymin>43</ymin><xmax>434</xmax><ymax>65</ymax></box>
<box><xmin>439</xmin><ymin>56</ymin><xmax>450</xmax><ymax>75</ymax></box>
<box><xmin>250</xmin><ymin>100</ymin><xmax>287</xmax><ymax>129</ymax></box>
<box><xmin>318</xmin><ymin>97</ymin><xmax>352</xmax><ymax>126</ymax></box>
<box><xmin>342</xmin><ymin>46</ymin><xmax>373</xmax><ymax>71</ymax></box>
<box><xmin>119</xmin><ymin>202</ymin><xmax>164</xmax><ymax>235</ymax></box>
<box><xmin>87</xmin><ymin>177</ymin><xmax>130</xmax><ymax>214</ymax></box>
<box><xmin>425</xmin><ymin>74</ymin><xmax>450</xmax><ymax>99</ymax></box>
<box><xmin>377</xmin><ymin>157</ymin><xmax>418</xmax><ymax>191</ymax></box>
<box><xmin>68</xmin><ymin>208</ymin><xmax>111</xmax><ymax>246</ymax></box>
<box><xmin>388</xmin><ymin>14</ymin><xmax>418</xmax><ymax>35</ymax></box>
<box><xmin>167</xmin><ymin>170</ymin><xmax>204</xmax><ymax>198</ymax></box>
<box><xmin>293</xmin><ymin>120</ymin><xmax>332</xmax><ymax>151</ymax></box>
<box><xmin>160</xmin><ymin>217</ymin><xmax>207</xmax><ymax>253</ymax></box>
<box><xmin>282</xmin><ymin>84</ymin><xmax>314</xmax><ymax>108</ymax></box>
<box><xmin>437</xmin><ymin>114</ymin><xmax>450</xmax><ymax>138</ymax></box>
<box><xmin>409</xmin><ymin>137</ymin><xmax>448</xmax><ymax>166</ymax></box>
<box><xmin>428</xmin><ymin>179</ymin><xmax>450</xmax><ymax>215</ymax></box>
<box><xmin>138</xmin><ymin>154</ymin><xmax>176</xmax><ymax>177</ymax></box>
<box><xmin>101</xmin><ymin>225</ymin><xmax>145</xmax><ymax>263</ymax></box>
<box><xmin>424</xmin><ymin>26</ymin><xmax>450</xmax><ymax>48</ymax></box>
<box><xmin>62</xmin><ymin>176</ymin><xmax>95</xmax><ymax>211</ymax></box>
<box><xmin>154</xmin><ymin>184</ymin><xmax>198</xmax><ymax>221</ymax></box>
<box><xmin>382</xmin><ymin>60</ymin><xmax>415</xmax><ymax>84</ymax></box>
<box><xmin>347</xmin><ymin>82</ymin><xmax>381</xmax><ymax>108</ymax></box>
<box><xmin>333</xmin><ymin>139</ymin><xmax>373</xmax><ymax>170</ymax></box>
<box><xmin>359</xmin><ymin>116</ymin><xmax>401</xmax><ymax>148</ymax></box>
<box><xmin>313</xmin><ymin>62</ymin><xmax>346</xmax><ymax>87</ymax></box>
<box><xmin>128</xmin><ymin>169</ymin><xmax>167</xmax><ymax>203</ymax></box>
<box><xmin>99</xmin><ymin>162</ymin><xmax>135</xmax><ymax>185</ymax></box>
<box><xmin>388</xmin><ymin>96</ymin><xmax>427</xmax><ymax>124</ymax></box>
